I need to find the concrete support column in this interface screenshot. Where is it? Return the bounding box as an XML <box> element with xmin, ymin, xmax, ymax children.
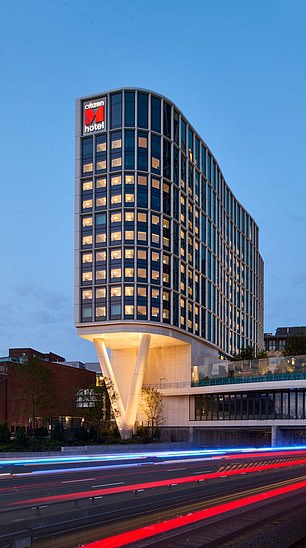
<box><xmin>125</xmin><ymin>334</ymin><xmax>151</xmax><ymax>432</ymax></box>
<box><xmin>271</xmin><ymin>425</ymin><xmax>279</xmax><ymax>447</ymax></box>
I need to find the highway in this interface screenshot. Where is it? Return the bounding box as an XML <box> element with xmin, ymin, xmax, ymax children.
<box><xmin>1</xmin><ymin>448</ymin><xmax>306</xmax><ymax>547</ymax></box>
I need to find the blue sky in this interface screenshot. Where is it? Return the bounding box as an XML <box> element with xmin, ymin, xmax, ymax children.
<box><xmin>0</xmin><ymin>0</ymin><xmax>305</xmax><ymax>361</ymax></box>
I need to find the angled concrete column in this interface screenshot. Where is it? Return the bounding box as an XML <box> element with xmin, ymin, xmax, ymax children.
<box><xmin>93</xmin><ymin>335</ymin><xmax>151</xmax><ymax>439</ymax></box>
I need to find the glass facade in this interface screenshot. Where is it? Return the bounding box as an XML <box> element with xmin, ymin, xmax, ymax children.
<box><xmin>76</xmin><ymin>88</ymin><xmax>264</xmax><ymax>356</ymax></box>
<box><xmin>191</xmin><ymin>389</ymin><xmax>306</xmax><ymax>421</ymax></box>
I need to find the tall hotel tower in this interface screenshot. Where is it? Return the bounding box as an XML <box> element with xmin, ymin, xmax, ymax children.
<box><xmin>75</xmin><ymin>89</ymin><xmax>264</xmax><ymax>438</ymax></box>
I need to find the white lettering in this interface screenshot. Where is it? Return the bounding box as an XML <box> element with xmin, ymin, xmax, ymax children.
<box><xmin>84</xmin><ymin>101</ymin><xmax>104</xmax><ymax>110</ymax></box>
<box><xmin>84</xmin><ymin>122</ymin><xmax>104</xmax><ymax>133</ymax></box>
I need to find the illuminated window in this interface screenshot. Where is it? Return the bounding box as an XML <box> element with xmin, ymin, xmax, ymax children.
<box><xmin>138</xmin><ymin>175</ymin><xmax>147</xmax><ymax>185</ymax></box>
<box><xmin>112</xmin><ymin>158</ymin><xmax>122</xmax><ymax>168</ymax></box>
<box><xmin>163</xmin><ymin>310</ymin><xmax>170</xmax><ymax>319</ymax></box>
<box><xmin>96</xmin><ymin>141</ymin><xmax>106</xmax><ymax>152</ymax></box>
<box><xmin>138</xmin><ymin>212</ymin><xmax>147</xmax><ymax>223</ymax></box>
<box><xmin>96</xmin><ymin>251</ymin><xmax>106</xmax><ymax>262</ymax></box>
<box><xmin>163</xmin><ymin>237</ymin><xmax>169</xmax><ymax>247</ymax></box>
<box><xmin>96</xmin><ymin>288</ymin><xmax>106</xmax><ymax>298</ymax></box>
<box><xmin>152</xmin><ymin>288</ymin><xmax>159</xmax><ymax>299</ymax></box>
<box><xmin>125</xmin><ymin>248</ymin><xmax>134</xmax><ymax>259</ymax></box>
<box><xmin>96</xmin><ymin>197</ymin><xmax>106</xmax><ymax>207</ymax></box>
<box><xmin>82</xmin><ymin>235</ymin><xmax>92</xmax><ymax>246</ymax></box>
<box><xmin>83</xmin><ymin>163</ymin><xmax>93</xmax><ymax>173</ymax></box>
<box><xmin>125</xmin><ymin>193</ymin><xmax>134</xmax><ymax>203</ymax></box>
<box><xmin>152</xmin><ymin>307</ymin><xmax>159</xmax><ymax>317</ymax></box>
<box><xmin>163</xmin><ymin>273</ymin><xmax>169</xmax><ymax>283</ymax></box>
<box><xmin>125</xmin><ymin>305</ymin><xmax>134</xmax><ymax>315</ymax></box>
<box><xmin>138</xmin><ymin>287</ymin><xmax>147</xmax><ymax>297</ymax></box>
<box><xmin>111</xmin><ymin>212</ymin><xmax>122</xmax><ymax>223</ymax></box>
<box><xmin>180</xmin><ymin>298</ymin><xmax>185</xmax><ymax>307</ymax></box>
<box><xmin>152</xmin><ymin>157</ymin><xmax>160</xmax><ymax>169</ymax></box>
<box><xmin>152</xmin><ymin>215</ymin><xmax>159</xmax><ymax>225</ymax></box>
<box><xmin>83</xmin><ymin>180</ymin><xmax>93</xmax><ymax>191</ymax></box>
<box><xmin>82</xmin><ymin>217</ymin><xmax>92</xmax><ymax>227</ymax></box>
<box><xmin>111</xmin><ymin>194</ymin><xmax>121</xmax><ymax>205</ymax></box>
<box><xmin>125</xmin><ymin>211</ymin><xmax>134</xmax><ymax>222</ymax></box>
<box><xmin>163</xmin><ymin>182</ymin><xmax>169</xmax><ymax>193</ymax></box>
<box><xmin>97</xmin><ymin>161</ymin><xmax>106</xmax><ymax>170</ymax></box>
<box><xmin>111</xmin><ymin>249</ymin><xmax>121</xmax><ymax>260</ymax></box>
<box><xmin>82</xmin><ymin>271</ymin><xmax>92</xmax><ymax>282</ymax></box>
<box><xmin>111</xmin><ymin>268</ymin><xmax>121</xmax><ymax>279</ymax></box>
<box><xmin>125</xmin><ymin>230</ymin><xmax>134</xmax><ymax>240</ymax></box>
<box><xmin>96</xmin><ymin>233</ymin><xmax>106</xmax><ymax>243</ymax></box>
<box><xmin>82</xmin><ymin>253</ymin><xmax>92</xmax><ymax>263</ymax></box>
<box><xmin>163</xmin><ymin>218</ymin><xmax>170</xmax><ymax>229</ymax></box>
<box><xmin>181</xmin><ymin>264</ymin><xmax>185</xmax><ymax>273</ymax></box>
<box><xmin>163</xmin><ymin>255</ymin><xmax>170</xmax><ymax>265</ymax></box>
<box><xmin>111</xmin><ymin>138</ymin><xmax>122</xmax><ymax>149</ymax></box>
<box><xmin>110</xmin><ymin>231</ymin><xmax>121</xmax><ymax>242</ymax></box>
<box><xmin>152</xmin><ymin>234</ymin><xmax>160</xmax><ymax>244</ymax></box>
<box><xmin>137</xmin><ymin>305</ymin><xmax>146</xmax><ymax>315</ymax></box>
<box><xmin>125</xmin><ymin>174</ymin><xmax>134</xmax><ymax>184</ymax></box>
<box><xmin>125</xmin><ymin>267</ymin><xmax>134</xmax><ymax>277</ymax></box>
<box><xmin>138</xmin><ymin>231</ymin><xmax>147</xmax><ymax>241</ymax></box>
<box><xmin>111</xmin><ymin>286</ymin><xmax>121</xmax><ymax>297</ymax></box>
<box><xmin>180</xmin><ymin>316</ymin><xmax>185</xmax><ymax>325</ymax></box>
<box><xmin>125</xmin><ymin>286</ymin><xmax>134</xmax><ymax>296</ymax></box>
<box><xmin>96</xmin><ymin>306</ymin><xmax>106</xmax><ymax>317</ymax></box>
<box><xmin>96</xmin><ymin>177</ymin><xmax>106</xmax><ymax>188</ymax></box>
<box><xmin>138</xmin><ymin>136</ymin><xmax>147</xmax><ymax>147</ymax></box>
<box><xmin>111</xmin><ymin>175</ymin><xmax>121</xmax><ymax>186</ymax></box>
<box><xmin>163</xmin><ymin>291</ymin><xmax>169</xmax><ymax>301</ymax></box>
<box><xmin>152</xmin><ymin>252</ymin><xmax>159</xmax><ymax>262</ymax></box>
<box><xmin>152</xmin><ymin>178</ymin><xmax>160</xmax><ymax>189</ymax></box>
<box><xmin>82</xmin><ymin>289</ymin><xmax>92</xmax><ymax>300</ymax></box>
<box><xmin>138</xmin><ymin>249</ymin><xmax>147</xmax><ymax>260</ymax></box>
<box><xmin>137</xmin><ymin>268</ymin><xmax>146</xmax><ymax>278</ymax></box>
<box><xmin>152</xmin><ymin>270</ymin><xmax>159</xmax><ymax>280</ymax></box>
<box><xmin>96</xmin><ymin>270</ymin><xmax>106</xmax><ymax>280</ymax></box>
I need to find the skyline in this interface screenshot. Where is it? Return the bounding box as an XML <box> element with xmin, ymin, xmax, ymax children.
<box><xmin>1</xmin><ymin>0</ymin><xmax>305</xmax><ymax>361</ymax></box>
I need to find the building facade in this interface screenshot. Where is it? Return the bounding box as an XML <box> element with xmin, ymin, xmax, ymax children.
<box><xmin>265</xmin><ymin>326</ymin><xmax>306</xmax><ymax>355</ymax></box>
<box><xmin>75</xmin><ymin>88</ymin><xmax>264</xmax><ymax>439</ymax></box>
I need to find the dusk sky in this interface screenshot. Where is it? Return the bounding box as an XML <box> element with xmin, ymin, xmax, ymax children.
<box><xmin>0</xmin><ymin>0</ymin><xmax>305</xmax><ymax>362</ymax></box>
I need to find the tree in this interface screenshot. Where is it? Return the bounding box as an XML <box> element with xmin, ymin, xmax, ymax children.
<box><xmin>231</xmin><ymin>346</ymin><xmax>267</xmax><ymax>361</ymax></box>
<box><xmin>76</xmin><ymin>377</ymin><xmax>118</xmax><ymax>440</ymax></box>
<box><xmin>15</xmin><ymin>357</ymin><xmax>55</xmax><ymax>437</ymax></box>
<box><xmin>140</xmin><ymin>387</ymin><xmax>164</xmax><ymax>439</ymax></box>
<box><xmin>284</xmin><ymin>336</ymin><xmax>306</xmax><ymax>357</ymax></box>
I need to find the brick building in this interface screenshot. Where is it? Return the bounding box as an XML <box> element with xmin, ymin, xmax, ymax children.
<box><xmin>0</xmin><ymin>348</ymin><xmax>96</xmax><ymax>433</ymax></box>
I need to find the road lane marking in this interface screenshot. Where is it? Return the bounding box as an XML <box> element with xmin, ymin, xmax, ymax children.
<box><xmin>62</xmin><ymin>478</ymin><xmax>96</xmax><ymax>484</ymax></box>
<box><xmin>166</xmin><ymin>468</ymin><xmax>187</xmax><ymax>472</ymax></box>
<box><xmin>91</xmin><ymin>482</ymin><xmax>125</xmax><ymax>488</ymax></box>
<box><xmin>192</xmin><ymin>470</ymin><xmax>212</xmax><ymax>474</ymax></box>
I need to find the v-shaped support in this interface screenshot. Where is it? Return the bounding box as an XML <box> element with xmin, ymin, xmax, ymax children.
<box><xmin>93</xmin><ymin>335</ymin><xmax>151</xmax><ymax>439</ymax></box>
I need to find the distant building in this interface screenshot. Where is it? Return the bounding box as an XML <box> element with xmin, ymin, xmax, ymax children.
<box><xmin>264</xmin><ymin>327</ymin><xmax>306</xmax><ymax>355</ymax></box>
<box><xmin>0</xmin><ymin>348</ymin><xmax>96</xmax><ymax>433</ymax></box>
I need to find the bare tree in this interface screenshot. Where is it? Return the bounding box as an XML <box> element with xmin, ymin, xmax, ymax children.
<box><xmin>140</xmin><ymin>387</ymin><xmax>164</xmax><ymax>439</ymax></box>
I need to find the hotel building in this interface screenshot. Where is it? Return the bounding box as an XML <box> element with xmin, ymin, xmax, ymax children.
<box><xmin>75</xmin><ymin>88</ymin><xmax>264</xmax><ymax>441</ymax></box>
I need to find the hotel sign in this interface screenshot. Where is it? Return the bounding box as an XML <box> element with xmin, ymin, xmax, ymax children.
<box><xmin>83</xmin><ymin>97</ymin><xmax>105</xmax><ymax>134</ymax></box>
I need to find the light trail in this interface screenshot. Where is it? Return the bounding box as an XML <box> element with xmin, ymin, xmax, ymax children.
<box><xmin>82</xmin><ymin>478</ymin><xmax>306</xmax><ymax>547</ymax></box>
<box><xmin>11</xmin><ymin>456</ymin><xmax>306</xmax><ymax>506</ymax></box>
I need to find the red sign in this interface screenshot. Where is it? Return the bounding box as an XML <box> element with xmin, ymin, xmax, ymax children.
<box><xmin>83</xmin><ymin>98</ymin><xmax>105</xmax><ymax>134</ymax></box>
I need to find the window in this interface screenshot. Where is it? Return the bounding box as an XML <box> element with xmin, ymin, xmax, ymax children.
<box><xmin>111</xmin><ymin>231</ymin><xmax>121</xmax><ymax>241</ymax></box>
<box><xmin>125</xmin><ymin>174</ymin><xmax>134</xmax><ymax>184</ymax></box>
<box><xmin>96</xmin><ymin>306</ymin><xmax>106</xmax><ymax>317</ymax></box>
<box><xmin>138</xmin><ymin>231</ymin><xmax>147</xmax><ymax>241</ymax></box>
<box><xmin>137</xmin><ymin>305</ymin><xmax>147</xmax><ymax>315</ymax></box>
<box><xmin>137</xmin><ymin>268</ymin><xmax>146</xmax><ymax>278</ymax></box>
<box><xmin>111</xmin><ymin>175</ymin><xmax>121</xmax><ymax>186</ymax></box>
<box><xmin>137</xmin><ymin>92</ymin><xmax>148</xmax><ymax>128</ymax></box>
<box><xmin>96</xmin><ymin>196</ymin><xmax>106</xmax><ymax>207</ymax></box>
<box><xmin>82</xmin><ymin>235</ymin><xmax>92</xmax><ymax>246</ymax></box>
<box><xmin>138</xmin><ymin>174</ymin><xmax>147</xmax><ymax>185</ymax></box>
<box><xmin>111</xmin><ymin>268</ymin><xmax>121</xmax><ymax>279</ymax></box>
<box><xmin>138</xmin><ymin>249</ymin><xmax>147</xmax><ymax>260</ymax></box>
<box><xmin>125</xmin><ymin>91</ymin><xmax>135</xmax><ymax>127</ymax></box>
<box><xmin>111</xmin><ymin>212</ymin><xmax>121</xmax><ymax>223</ymax></box>
<box><xmin>152</xmin><ymin>270</ymin><xmax>159</xmax><ymax>280</ymax></box>
<box><xmin>138</xmin><ymin>287</ymin><xmax>147</xmax><ymax>297</ymax></box>
<box><xmin>152</xmin><ymin>307</ymin><xmax>159</xmax><ymax>317</ymax></box>
<box><xmin>125</xmin><ymin>211</ymin><xmax>134</xmax><ymax>222</ymax></box>
<box><xmin>110</xmin><ymin>92</ymin><xmax>122</xmax><ymax>129</ymax></box>
<box><xmin>151</xmin><ymin>96</ymin><xmax>161</xmax><ymax>133</ymax></box>
<box><xmin>111</xmin><ymin>194</ymin><xmax>121</xmax><ymax>205</ymax></box>
<box><xmin>82</xmin><ymin>253</ymin><xmax>92</xmax><ymax>263</ymax></box>
<box><xmin>125</xmin><ymin>194</ymin><xmax>134</xmax><ymax>203</ymax></box>
<box><xmin>125</xmin><ymin>230</ymin><xmax>134</xmax><ymax>241</ymax></box>
<box><xmin>152</xmin><ymin>288</ymin><xmax>159</xmax><ymax>299</ymax></box>
<box><xmin>125</xmin><ymin>267</ymin><xmax>134</xmax><ymax>278</ymax></box>
<box><xmin>124</xmin><ymin>129</ymin><xmax>135</xmax><ymax>169</ymax></box>
<box><xmin>82</xmin><ymin>216</ymin><xmax>92</xmax><ymax>227</ymax></box>
<box><xmin>111</xmin><ymin>286</ymin><xmax>121</xmax><ymax>297</ymax></box>
<box><xmin>96</xmin><ymin>233</ymin><xmax>106</xmax><ymax>243</ymax></box>
<box><xmin>97</xmin><ymin>141</ymin><xmax>106</xmax><ymax>152</ymax></box>
<box><xmin>125</xmin><ymin>286</ymin><xmax>134</xmax><ymax>296</ymax></box>
<box><xmin>112</xmin><ymin>137</ymin><xmax>122</xmax><ymax>149</ymax></box>
<box><xmin>111</xmin><ymin>303</ymin><xmax>121</xmax><ymax>316</ymax></box>
<box><xmin>125</xmin><ymin>248</ymin><xmax>134</xmax><ymax>259</ymax></box>
<box><xmin>82</xmin><ymin>271</ymin><xmax>92</xmax><ymax>282</ymax></box>
<box><xmin>96</xmin><ymin>177</ymin><xmax>106</xmax><ymax>188</ymax></box>
<box><xmin>83</xmin><ymin>180</ymin><xmax>93</xmax><ymax>191</ymax></box>
<box><xmin>82</xmin><ymin>289</ymin><xmax>92</xmax><ymax>300</ymax></box>
<box><xmin>96</xmin><ymin>270</ymin><xmax>106</xmax><ymax>280</ymax></box>
<box><xmin>138</xmin><ymin>212</ymin><xmax>147</xmax><ymax>223</ymax></box>
<box><xmin>82</xmin><ymin>305</ymin><xmax>92</xmax><ymax>319</ymax></box>
<box><xmin>152</xmin><ymin>251</ymin><xmax>159</xmax><ymax>262</ymax></box>
<box><xmin>152</xmin><ymin>234</ymin><xmax>160</xmax><ymax>244</ymax></box>
<box><xmin>96</xmin><ymin>213</ymin><xmax>106</xmax><ymax>225</ymax></box>
<box><xmin>125</xmin><ymin>305</ymin><xmax>134</xmax><ymax>315</ymax></box>
<box><xmin>152</xmin><ymin>178</ymin><xmax>160</xmax><ymax>189</ymax></box>
<box><xmin>163</xmin><ymin>310</ymin><xmax>170</xmax><ymax>319</ymax></box>
<box><xmin>111</xmin><ymin>249</ymin><xmax>121</xmax><ymax>260</ymax></box>
<box><xmin>96</xmin><ymin>288</ymin><xmax>106</xmax><ymax>298</ymax></box>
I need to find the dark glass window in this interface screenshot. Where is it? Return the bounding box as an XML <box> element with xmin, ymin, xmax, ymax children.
<box><xmin>201</xmin><ymin>146</ymin><xmax>206</xmax><ymax>176</ymax></box>
<box><xmin>151</xmin><ymin>177</ymin><xmax>160</xmax><ymax>211</ymax></box>
<box><xmin>195</xmin><ymin>137</ymin><xmax>200</xmax><ymax>167</ymax></box>
<box><xmin>163</xmin><ymin>139</ymin><xmax>171</xmax><ymax>179</ymax></box>
<box><xmin>124</xmin><ymin>130</ymin><xmax>135</xmax><ymax>169</ymax></box>
<box><xmin>110</xmin><ymin>93</ymin><xmax>122</xmax><ymax>129</ymax></box>
<box><xmin>163</xmin><ymin>181</ymin><xmax>171</xmax><ymax>216</ymax></box>
<box><xmin>137</xmin><ymin>131</ymin><xmax>148</xmax><ymax>171</ymax></box>
<box><xmin>125</xmin><ymin>91</ymin><xmax>135</xmax><ymax>127</ymax></box>
<box><xmin>137</xmin><ymin>93</ymin><xmax>148</xmax><ymax>129</ymax></box>
<box><xmin>181</xmin><ymin>119</ymin><xmax>186</xmax><ymax>153</ymax></box>
<box><xmin>188</xmin><ymin>128</ymin><xmax>193</xmax><ymax>162</ymax></box>
<box><xmin>151</xmin><ymin>96</ymin><xmax>161</xmax><ymax>133</ymax></box>
<box><xmin>151</xmin><ymin>134</ymin><xmax>161</xmax><ymax>175</ymax></box>
<box><xmin>163</xmin><ymin>101</ymin><xmax>171</xmax><ymax>139</ymax></box>
<box><xmin>173</xmin><ymin>146</ymin><xmax>179</xmax><ymax>185</ymax></box>
<box><xmin>96</xmin><ymin>134</ymin><xmax>107</xmax><ymax>173</ymax></box>
<box><xmin>173</xmin><ymin>110</ymin><xmax>179</xmax><ymax>145</ymax></box>
<box><xmin>82</xmin><ymin>137</ymin><xmax>93</xmax><ymax>174</ymax></box>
